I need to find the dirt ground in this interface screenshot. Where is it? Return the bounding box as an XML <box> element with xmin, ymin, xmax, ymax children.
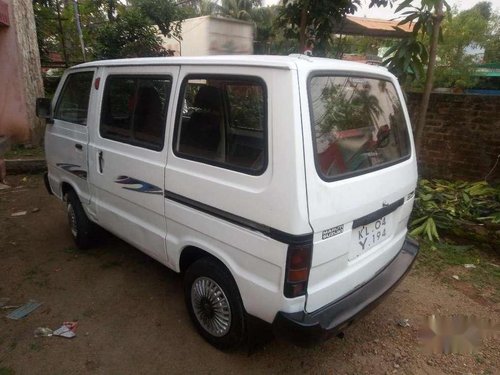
<box><xmin>0</xmin><ymin>175</ymin><xmax>498</xmax><ymax>375</ymax></box>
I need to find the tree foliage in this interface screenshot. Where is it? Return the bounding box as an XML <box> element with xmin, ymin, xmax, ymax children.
<box><xmin>34</xmin><ymin>0</ymin><xmax>189</xmax><ymax>63</ymax></box>
<box><xmin>34</xmin><ymin>0</ymin><xmax>106</xmax><ymax>65</ymax></box>
<box><xmin>132</xmin><ymin>0</ymin><xmax>186</xmax><ymax>37</ymax></box>
<box><xmin>219</xmin><ymin>0</ymin><xmax>262</xmax><ymax>20</ymax></box>
<box><xmin>95</xmin><ymin>8</ymin><xmax>169</xmax><ymax>59</ymax></box>
<box><xmin>434</xmin><ymin>2</ymin><xmax>499</xmax><ymax>88</ymax></box>
<box><xmin>383</xmin><ymin>1</ymin><xmax>499</xmax><ymax>89</ymax></box>
<box><xmin>274</xmin><ymin>0</ymin><xmax>396</xmax><ymax>56</ymax></box>
<box><xmin>318</xmin><ymin>83</ymin><xmax>382</xmax><ymax>134</ymax></box>
<box><xmin>382</xmin><ymin>0</ymin><xmax>450</xmax><ymax>84</ymax></box>
<box><xmin>382</xmin><ymin>0</ymin><xmax>450</xmax><ymax>156</ymax></box>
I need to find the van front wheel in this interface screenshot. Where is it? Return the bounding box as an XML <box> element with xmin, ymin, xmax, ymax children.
<box><xmin>65</xmin><ymin>191</ymin><xmax>94</xmax><ymax>250</ymax></box>
<box><xmin>184</xmin><ymin>257</ymin><xmax>246</xmax><ymax>350</ymax></box>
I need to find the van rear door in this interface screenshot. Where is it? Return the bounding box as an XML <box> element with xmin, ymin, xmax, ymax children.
<box><xmin>301</xmin><ymin>72</ymin><xmax>418</xmax><ymax>313</ymax></box>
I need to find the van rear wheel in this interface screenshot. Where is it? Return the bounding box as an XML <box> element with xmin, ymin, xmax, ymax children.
<box><xmin>65</xmin><ymin>191</ymin><xmax>94</xmax><ymax>250</ymax></box>
<box><xmin>184</xmin><ymin>257</ymin><xmax>246</xmax><ymax>350</ymax></box>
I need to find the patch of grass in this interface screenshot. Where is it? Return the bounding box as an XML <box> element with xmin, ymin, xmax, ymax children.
<box><xmin>82</xmin><ymin>308</ymin><xmax>96</xmax><ymax>318</ymax></box>
<box><xmin>7</xmin><ymin>342</ymin><xmax>17</xmax><ymax>352</ymax></box>
<box><xmin>24</xmin><ymin>267</ymin><xmax>40</xmax><ymax>282</ymax></box>
<box><xmin>29</xmin><ymin>342</ymin><xmax>41</xmax><ymax>352</ymax></box>
<box><xmin>0</xmin><ymin>367</ymin><xmax>16</xmax><ymax>375</ymax></box>
<box><xmin>23</xmin><ymin>267</ymin><xmax>40</xmax><ymax>280</ymax></box>
<box><xmin>23</xmin><ymin>267</ymin><xmax>49</xmax><ymax>288</ymax></box>
<box><xmin>416</xmin><ymin>239</ymin><xmax>500</xmax><ymax>302</ymax></box>
<box><xmin>475</xmin><ymin>354</ymin><xmax>485</xmax><ymax>364</ymax></box>
<box><xmin>421</xmin><ymin>242</ymin><xmax>477</xmax><ymax>267</ymax></box>
<box><xmin>63</xmin><ymin>247</ymin><xmax>79</xmax><ymax>254</ymax></box>
<box><xmin>4</xmin><ymin>145</ymin><xmax>44</xmax><ymax>160</ymax></box>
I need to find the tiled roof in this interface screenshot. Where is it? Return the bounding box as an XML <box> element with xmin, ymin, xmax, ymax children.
<box><xmin>336</xmin><ymin>16</ymin><xmax>413</xmax><ymax>38</ymax></box>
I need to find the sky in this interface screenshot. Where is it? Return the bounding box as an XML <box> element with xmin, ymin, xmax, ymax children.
<box><xmin>263</xmin><ymin>0</ymin><xmax>500</xmax><ymax>20</ymax></box>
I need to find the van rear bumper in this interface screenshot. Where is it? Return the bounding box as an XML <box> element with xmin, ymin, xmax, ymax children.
<box><xmin>272</xmin><ymin>237</ymin><xmax>419</xmax><ymax>346</ymax></box>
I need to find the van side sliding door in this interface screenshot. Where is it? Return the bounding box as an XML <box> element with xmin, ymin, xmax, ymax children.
<box><xmin>87</xmin><ymin>66</ymin><xmax>180</xmax><ymax>264</ymax></box>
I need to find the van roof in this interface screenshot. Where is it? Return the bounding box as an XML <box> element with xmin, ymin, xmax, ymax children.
<box><xmin>72</xmin><ymin>55</ymin><xmax>392</xmax><ymax>77</ymax></box>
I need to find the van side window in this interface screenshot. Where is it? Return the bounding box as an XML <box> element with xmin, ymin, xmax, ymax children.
<box><xmin>100</xmin><ymin>76</ymin><xmax>171</xmax><ymax>151</ymax></box>
<box><xmin>175</xmin><ymin>76</ymin><xmax>267</xmax><ymax>175</ymax></box>
<box><xmin>54</xmin><ymin>71</ymin><xmax>94</xmax><ymax>125</ymax></box>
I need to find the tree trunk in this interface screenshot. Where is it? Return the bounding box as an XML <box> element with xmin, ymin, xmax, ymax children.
<box><xmin>11</xmin><ymin>0</ymin><xmax>45</xmax><ymax>145</ymax></box>
<box><xmin>107</xmin><ymin>0</ymin><xmax>116</xmax><ymax>21</ymax></box>
<box><xmin>415</xmin><ymin>0</ymin><xmax>444</xmax><ymax>155</ymax></box>
<box><xmin>299</xmin><ymin>7</ymin><xmax>307</xmax><ymax>53</ymax></box>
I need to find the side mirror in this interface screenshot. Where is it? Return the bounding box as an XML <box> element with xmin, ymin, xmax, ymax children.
<box><xmin>36</xmin><ymin>98</ymin><xmax>53</xmax><ymax>123</ymax></box>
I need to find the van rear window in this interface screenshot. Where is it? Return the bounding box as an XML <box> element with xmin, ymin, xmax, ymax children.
<box><xmin>309</xmin><ymin>75</ymin><xmax>411</xmax><ymax>180</ymax></box>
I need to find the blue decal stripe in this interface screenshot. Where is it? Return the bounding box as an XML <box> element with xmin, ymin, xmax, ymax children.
<box><xmin>56</xmin><ymin>163</ymin><xmax>87</xmax><ymax>180</ymax></box>
<box><xmin>114</xmin><ymin>176</ymin><xmax>162</xmax><ymax>195</ymax></box>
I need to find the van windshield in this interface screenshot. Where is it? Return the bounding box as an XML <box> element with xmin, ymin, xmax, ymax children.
<box><xmin>309</xmin><ymin>75</ymin><xmax>411</xmax><ymax>180</ymax></box>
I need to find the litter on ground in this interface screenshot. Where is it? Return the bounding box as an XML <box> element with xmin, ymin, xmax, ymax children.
<box><xmin>397</xmin><ymin>319</ymin><xmax>410</xmax><ymax>327</ymax></box>
<box><xmin>6</xmin><ymin>300</ymin><xmax>42</xmax><ymax>320</ymax></box>
<box><xmin>34</xmin><ymin>327</ymin><xmax>53</xmax><ymax>337</ymax></box>
<box><xmin>2</xmin><ymin>305</ymin><xmax>21</xmax><ymax>310</ymax></box>
<box><xmin>34</xmin><ymin>322</ymin><xmax>78</xmax><ymax>339</ymax></box>
<box><xmin>52</xmin><ymin>321</ymin><xmax>78</xmax><ymax>338</ymax></box>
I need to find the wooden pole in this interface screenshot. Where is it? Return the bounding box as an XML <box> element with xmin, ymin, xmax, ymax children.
<box><xmin>73</xmin><ymin>0</ymin><xmax>86</xmax><ymax>61</ymax></box>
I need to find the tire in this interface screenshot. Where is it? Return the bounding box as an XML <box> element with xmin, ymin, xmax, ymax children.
<box><xmin>184</xmin><ymin>257</ymin><xmax>246</xmax><ymax>350</ymax></box>
<box><xmin>65</xmin><ymin>190</ymin><xmax>94</xmax><ymax>250</ymax></box>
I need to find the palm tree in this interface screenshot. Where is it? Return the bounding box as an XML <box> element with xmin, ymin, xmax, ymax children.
<box><xmin>352</xmin><ymin>86</ymin><xmax>382</xmax><ymax>129</ymax></box>
<box><xmin>219</xmin><ymin>0</ymin><xmax>261</xmax><ymax>21</ymax></box>
<box><xmin>196</xmin><ymin>0</ymin><xmax>220</xmax><ymax>16</ymax></box>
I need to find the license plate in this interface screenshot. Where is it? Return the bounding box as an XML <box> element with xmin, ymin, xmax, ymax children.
<box><xmin>349</xmin><ymin>216</ymin><xmax>390</xmax><ymax>261</ymax></box>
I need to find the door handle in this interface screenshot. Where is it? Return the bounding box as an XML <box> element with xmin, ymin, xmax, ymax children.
<box><xmin>75</xmin><ymin>143</ymin><xmax>83</xmax><ymax>150</ymax></box>
<box><xmin>98</xmin><ymin>151</ymin><xmax>103</xmax><ymax>173</ymax></box>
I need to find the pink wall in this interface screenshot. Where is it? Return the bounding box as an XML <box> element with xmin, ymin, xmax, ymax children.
<box><xmin>0</xmin><ymin>0</ymin><xmax>30</xmax><ymax>142</ymax></box>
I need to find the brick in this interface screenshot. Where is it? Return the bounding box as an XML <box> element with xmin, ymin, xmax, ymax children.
<box><xmin>408</xmin><ymin>92</ymin><xmax>500</xmax><ymax>180</ymax></box>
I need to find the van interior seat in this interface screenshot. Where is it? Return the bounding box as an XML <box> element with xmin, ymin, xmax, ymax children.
<box><xmin>227</xmin><ymin>133</ymin><xmax>263</xmax><ymax>168</ymax></box>
<box><xmin>133</xmin><ymin>86</ymin><xmax>164</xmax><ymax>144</ymax></box>
<box><xmin>180</xmin><ymin>85</ymin><xmax>222</xmax><ymax>157</ymax></box>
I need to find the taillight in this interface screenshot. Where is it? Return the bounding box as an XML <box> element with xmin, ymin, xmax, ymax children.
<box><xmin>284</xmin><ymin>243</ymin><xmax>312</xmax><ymax>298</ymax></box>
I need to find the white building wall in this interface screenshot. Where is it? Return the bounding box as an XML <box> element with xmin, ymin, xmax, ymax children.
<box><xmin>161</xmin><ymin>16</ymin><xmax>253</xmax><ymax>56</ymax></box>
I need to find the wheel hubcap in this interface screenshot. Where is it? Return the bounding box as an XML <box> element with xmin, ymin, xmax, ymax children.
<box><xmin>191</xmin><ymin>277</ymin><xmax>231</xmax><ymax>337</ymax></box>
<box><xmin>67</xmin><ymin>203</ymin><xmax>78</xmax><ymax>238</ymax></box>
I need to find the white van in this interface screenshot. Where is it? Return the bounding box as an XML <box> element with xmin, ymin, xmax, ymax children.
<box><xmin>38</xmin><ymin>55</ymin><xmax>419</xmax><ymax>349</ymax></box>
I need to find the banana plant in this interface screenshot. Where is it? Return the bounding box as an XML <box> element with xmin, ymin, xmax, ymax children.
<box><xmin>409</xmin><ymin>179</ymin><xmax>500</xmax><ymax>242</ymax></box>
